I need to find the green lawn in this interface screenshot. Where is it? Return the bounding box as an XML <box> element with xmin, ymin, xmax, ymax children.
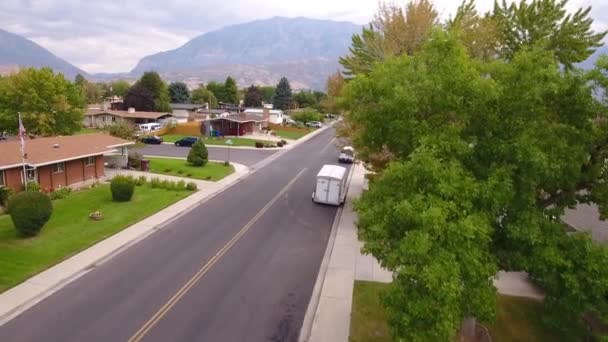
<box><xmin>160</xmin><ymin>134</ymin><xmax>274</xmax><ymax>146</ymax></box>
<box><xmin>350</xmin><ymin>281</ymin><xmax>392</xmax><ymax>342</ymax></box>
<box><xmin>0</xmin><ymin>185</ymin><xmax>192</xmax><ymax>292</ymax></box>
<box><xmin>273</xmin><ymin>129</ymin><xmax>312</xmax><ymax>140</ymax></box>
<box><xmin>148</xmin><ymin>157</ymin><xmax>234</xmax><ymax>181</ymax></box>
<box><xmin>350</xmin><ymin>281</ymin><xmax>577</xmax><ymax>342</ymax></box>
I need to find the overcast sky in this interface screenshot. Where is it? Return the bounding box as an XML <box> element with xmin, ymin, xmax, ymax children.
<box><xmin>1</xmin><ymin>0</ymin><xmax>606</xmax><ymax>74</ymax></box>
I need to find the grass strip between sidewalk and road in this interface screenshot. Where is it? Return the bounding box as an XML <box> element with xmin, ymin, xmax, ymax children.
<box><xmin>0</xmin><ymin>185</ymin><xmax>192</xmax><ymax>293</ymax></box>
<box><xmin>147</xmin><ymin>157</ymin><xmax>234</xmax><ymax>181</ymax></box>
<box><xmin>350</xmin><ymin>281</ymin><xmax>579</xmax><ymax>342</ymax></box>
<box><xmin>272</xmin><ymin>129</ymin><xmax>312</xmax><ymax>140</ymax></box>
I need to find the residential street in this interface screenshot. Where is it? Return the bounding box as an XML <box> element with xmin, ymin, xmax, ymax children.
<box><xmin>0</xmin><ymin>128</ymin><xmax>347</xmax><ymax>342</ymax></box>
<box><xmin>136</xmin><ymin>144</ymin><xmax>277</xmax><ymax>166</ymax></box>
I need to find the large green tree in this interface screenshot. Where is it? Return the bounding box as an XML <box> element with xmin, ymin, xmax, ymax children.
<box><xmin>340</xmin><ymin>0</ymin><xmax>438</xmax><ymax>77</ymax></box>
<box><xmin>191</xmin><ymin>86</ymin><xmax>218</xmax><ymax>108</ymax></box>
<box><xmin>223</xmin><ymin>76</ymin><xmax>239</xmax><ymax>104</ymax></box>
<box><xmin>206</xmin><ymin>81</ymin><xmax>225</xmax><ymax>103</ymax></box>
<box><xmin>243</xmin><ymin>85</ymin><xmax>263</xmax><ymax>107</ymax></box>
<box><xmin>123</xmin><ymin>84</ymin><xmax>155</xmax><ymax>112</ymax></box>
<box><xmin>273</xmin><ymin>77</ymin><xmax>292</xmax><ymax>110</ymax></box>
<box><xmin>110</xmin><ymin>80</ymin><xmax>131</xmax><ymax>98</ymax></box>
<box><xmin>168</xmin><ymin>82</ymin><xmax>190</xmax><ymax>103</ymax></box>
<box><xmin>493</xmin><ymin>0</ymin><xmax>607</xmax><ymax>69</ymax></box>
<box><xmin>342</xmin><ymin>30</ymin><xmax>608</xmax><ymax>340</ymax></box>
<box><xmin>136</xmin><ymin>71</ymin><xmax>171</xmax><ymax>112</ymax></box>
<box><xmin>0</xmin><ymin>68</ymin><xmax>85</xmax><ymax>136</ymax></box>
<box><xmin>259</xmin><ymin>86</ymin><xmax>276</xmax><ymax>103</ymax></box>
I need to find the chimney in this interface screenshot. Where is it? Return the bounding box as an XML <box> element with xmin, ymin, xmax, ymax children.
<box><xmin>128</xmin><ymin>107</ymin><xmax>135</xmax><ymax>113</ymax></box>
<box><xmin>263</xmin><ymin>107</ymin><xmax>270</xmax><ymax>120</ymax></box>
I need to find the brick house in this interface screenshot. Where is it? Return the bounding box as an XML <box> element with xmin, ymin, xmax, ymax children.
<box><xmin>0</xmin><ymin>133</ymin><xmax>133</xmax><ymax>193</ymax></box>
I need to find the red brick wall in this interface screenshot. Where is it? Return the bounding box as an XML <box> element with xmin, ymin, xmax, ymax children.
<box><xmin>66</xmin><ymin>159</ymin><xmax>84</xmax><ymax>185</ymax></box>
<box><xmin>95</xmin><ymin>155</ymin><xmax>104</xmax><ymax>178</ymax></box>
<box><xmin>51</xmin><ymin>163</ymin><xmax>67</xmax><ymax>189</ymax></box>
<box><xmin>84</xmin><ymin>157</ymin><xmax>97</xmax><ymax>180</ymax></box>
<box><xmin>38</xmin><ymin>166</ymin><xmax>52</xmax><ymax>192</ymax></box>
<box><xmin>3</xmin><ymin>168</ymin><xmax>23</xmax><ymax>192</ymax></box>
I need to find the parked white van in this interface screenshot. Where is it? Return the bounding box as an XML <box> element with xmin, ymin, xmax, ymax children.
<box><xmin>138</xmin><ymin>123</ymin><xmax>161</xmax><ymax>132</ymax></box>
<box><xmin>312</xmin><ymin>164</ymin><xmax>348</xmax><ymax>206</ymax></box>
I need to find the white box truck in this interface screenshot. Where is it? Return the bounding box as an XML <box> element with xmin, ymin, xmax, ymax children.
<box><xmin>312</xmin><ymin>164</ymin><xmax>348</xmax><ymax>206</ymax></box>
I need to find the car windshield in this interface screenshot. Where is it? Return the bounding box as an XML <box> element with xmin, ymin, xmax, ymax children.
<box><xmin>341</xmin><ymin>148</ymin><xmax>354</xmax><ymax>156</ymax></box>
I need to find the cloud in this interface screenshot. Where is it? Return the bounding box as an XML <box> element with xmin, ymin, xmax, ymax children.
<box><xmin>0</xmin><ymin>0</ymin><xmax>606</xmax><ymax>74</ymax></box>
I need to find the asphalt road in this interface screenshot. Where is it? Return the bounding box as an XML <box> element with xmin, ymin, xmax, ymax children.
<box><xmin>136</xmin><ymin>144</ymin><xmax>277</xmax><ymax>167</ymax></box>
<box><xmin>0</xmin><ymin>128</ymin><xmax>346</xmax><ymax>342</ymax></box>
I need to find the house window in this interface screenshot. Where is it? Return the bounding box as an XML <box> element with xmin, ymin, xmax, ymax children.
<box><xmin>52</xmin><ymin>162</ymin><xmax>65</xmax><ymax>173</ymax></box>
<box><xmin>0</xmin><ymin>170</ymin><xmax>5</xmax><ymax>187</ymax></box>
<box><xmin>26</xmin><ymin>169</ymin><xmax>36</xmax><ymax>182</ymax></box>
<box><xmin>112</xmin><ymin>116</ymin><xmax>116</xmax><ymax>122</ymax></box>
<box><xmin>85</xmin><ymin>156</ymin><xmax>95</xmax><ymax>166</ymax></box>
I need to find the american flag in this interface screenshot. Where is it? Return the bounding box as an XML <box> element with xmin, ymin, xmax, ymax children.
<box><xmin>18</xmin><ymin>112</ymin><xmax>26</xmax><ymax>158</ymax></box>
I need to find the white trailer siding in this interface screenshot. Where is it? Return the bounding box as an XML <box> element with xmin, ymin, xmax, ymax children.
<box><xmin>313</xmin><ymin>165</ymin><xmax>348</xmax><ymax>206</ymax></box>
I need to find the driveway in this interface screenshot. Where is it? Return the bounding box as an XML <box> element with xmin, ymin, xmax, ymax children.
<box><xmin>135</xmin><ymin>144</ymin><xmax>277</xmax><ymax>167</ymax></box>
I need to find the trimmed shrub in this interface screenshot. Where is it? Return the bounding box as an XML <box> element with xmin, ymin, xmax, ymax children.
<box><xmin>49</xmin><ymin>187</ymin><xmax>71</xmax><ymax>200</ymax></box>
<box><xmin>177</xmin><ymin>169</ymin><xmax>184</xmax><ymax>174</ymax></box>
<box><xmin>8</xmin><ymin>191</ymin><xmax>53</xmax><ymax>237</ymax></box>
<box><xmin>255</xmin><ymin>141</ymin><xmax>264</xmax><ymax>148</ymax></box>
<box><xmin>110</xmin><ymin>176</ymin><xmax>135</xmax><ymax>202</ymax></box>
<box><xmin>187</xmin><ymin>140</ymin><xmax>208</xmax><ymax>166</ymax></box>
<box><xmin>26</xmin><ymin>181</ymin><xmax>40</xmax><ymax>192</ymax></box>
<box><xmin>277</xmin><ymin>141</ymin><xmax>284</xmax><ymax>147</ymax></box>
<box><xmin>163</xmin><ymin>168</ymin><xmax>172</xmax><ymax>173</ymax></box>
<box><xmin>161</xmin><ymin>180</ymin><xmax>172</xmax><ymax>190</ymax></box>
<box><xmin>281</xmin><ymin>139</ymin><xmax>288</xmax><ymax>145</ymax></box>
<box><xmin>224</xmin><ymin>161</ymin><xmax>230</xmax><ymax>166</ymax></box>
<box><xmin>186</xmin><ymin>173</ymin><xmax>192</xmax><ymax>177</ymax></box>
<box><xmin>186</xmin><ymin>182</ymin><xmax>198</xmax><ymax>191</ymax></box>
<box><xmin>177</xmin><ymin>180</ymin><xmax>186</xmax><ymax>190</ymax></box>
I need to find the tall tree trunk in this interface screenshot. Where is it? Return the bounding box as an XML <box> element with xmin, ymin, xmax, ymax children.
<box><xmin>459</xmin><ymin>316</ymin><xmax>476</xmax><ymax>342</ymax></box>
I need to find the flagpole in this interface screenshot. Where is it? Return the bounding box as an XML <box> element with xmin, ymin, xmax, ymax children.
<box><xmin>18</xmin><ymin>112</ymin><xmax>27</xmax><ymax>191</ymax></box>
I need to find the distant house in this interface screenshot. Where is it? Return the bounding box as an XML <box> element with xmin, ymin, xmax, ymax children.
<box><xmin>84</xmin><ymin>108</ymin><xmax>176</xmax><ymax>128</ymax></box>
<box><xmin>244</xmin><ymin>108</ymin><xmax>284</xmax><ymax>124</ymax></box>
<box><xmin>0</xmin><ymin>134</ymin><xmax>133</xmax><ymax>193</ymax></box>
<box><xmin>170</xmin><ymin>103</ymin><xmax>208</xmax><ymax>122</ymax></box>
<box><xmin>204</xmin><ymin>112</ymin><xmax>268</xmax><ymax>136</ymax></box>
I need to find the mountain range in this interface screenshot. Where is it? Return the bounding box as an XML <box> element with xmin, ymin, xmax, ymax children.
<box><xmin>1</xmin><ymin>17</ymin><xmax>607</xmax><ymax>90</ymax></box>
<box><xmin>131</xmin><ymin>17</ymin><xmax>361</xmax><ymax>89</ymax></box>
<box><xmin>0</xmin><ymin>28</ymin><xmax>87</xmax><ymax>79</ymax></box>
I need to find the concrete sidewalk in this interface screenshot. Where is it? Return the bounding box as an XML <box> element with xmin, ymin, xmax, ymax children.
<box><xmin>0</xmin><ymin>163</ymin><xmax>251</xmax><ymax>325</ymax></box>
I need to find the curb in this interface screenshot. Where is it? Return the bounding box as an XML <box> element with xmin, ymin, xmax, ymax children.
<box><xmin>298</xmin><ymin>163</ymin><xmax>356</xmax><ymax>342</ymax></box>
<box><xmin>0</xmin><ymin>123</ymin><xmax>332</xmax><ymax>326</ymax></box>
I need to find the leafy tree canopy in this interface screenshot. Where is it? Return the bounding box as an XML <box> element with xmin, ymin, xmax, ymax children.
<box><xmin>244</xmin><ymin>85</ymin><xmax>263</xmax><ymax>107</ymax></box>
<box><xmin>493</xmin><ymin>0</ymin><xmax>607</xmax><ymax>69</ymax></box>
<box><xmin>110</xmin><ymin>80</ymin><xmax>131</xmax><ymax>98</ymax></box>
<box><xmin>168</xmin><ymin>82</ymin><xmax>190</xmax><ymax>103</ymax></box>
<box><xmin>191</xmin><ymin>86</ymin><xmax>218</xmax><ymax>108</ymax></box>
<box><xmin>259</xmin><ymin>86</ymin><xmax>276</xmax><ymax>103</ymax></box>
<box><xmin>136</xmin><ymin>71</ymin><xmax>171</xmax><ymax>112</ymax></box>
<box><xmin>0</xmin><ymin>67</ymin><xmax>85</xmax><ymax>136</ymax></box>
<box><xmin>223</xmin><ymin>76</ymin><xmax>239</xmax><ymax>104</ymax></box>
<box><xmin>273</xmin><ymin>77</ymin><xmax>292</xmax><ymax>110</ymax></box>
<box><xmin>342</xmin><ymin>30</ymin><xmax>608</xmax><ymax>339</ymax></box>
<box><xmin>123</xmin><ymin>83</ymin><xmax>155</xmax><ymax>112</ymax></box>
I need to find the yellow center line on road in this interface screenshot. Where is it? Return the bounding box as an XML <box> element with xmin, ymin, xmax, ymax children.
<box><xmin>128</xmin><ymin>168</ymin><xmax>308</xmax><ymax>342</ymax></box>
<box><xmin>320</xmin><ymin>138</ymin><xmax>336</xmax><ymax>154</ymax></box>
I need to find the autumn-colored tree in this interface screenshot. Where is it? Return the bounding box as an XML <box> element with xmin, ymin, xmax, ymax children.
<box><xmin>448</xmin><ymin>0</ymin><xmax>500</xmax><ymax>61</ymax></box>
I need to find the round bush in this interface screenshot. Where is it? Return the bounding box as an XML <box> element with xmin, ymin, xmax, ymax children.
<box><xmin>8</xmin><ymin>191</ymin><xmax>53</xmax><ymax>237</ymax></box>
<box><xmin>186</xmin><ymin>182</ymin><xmax>198</xmax><ymax>191</ymax></box>
<box><xmin>187</xmin><ymin>140</ymin><xmax>208</xmax><ymax>166</ymax></box>
<box><xmin>110</xmin><ymin>176</ymin><xmax>135</xmax><ymax>202</ymax></box>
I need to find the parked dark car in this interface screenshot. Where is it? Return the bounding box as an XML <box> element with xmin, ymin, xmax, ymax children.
<box><xmin>140</xmin><ymin>135</ymin><xmax>163</xmax><ymax>144</ymax></box>
<box><xmin>175</xmin><ymin>137</ymin><xmax>199</xmax><ymax>147</ymax></box>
